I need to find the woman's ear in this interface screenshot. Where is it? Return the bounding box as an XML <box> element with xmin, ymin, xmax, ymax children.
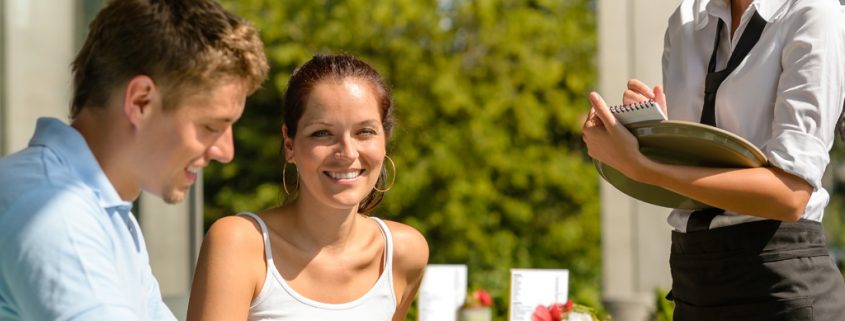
<box><xmin>282</xmin><ymin>125</ymin><xmax>295</xmax><ymax>162</ymax></box>
<box><xmin>122</xmin><ymin>75</ymin><xmax>159</xmax><ymax>127</ymax></box>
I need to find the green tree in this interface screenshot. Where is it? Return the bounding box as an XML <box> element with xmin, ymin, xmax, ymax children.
<box><xmin>206</xmin><ymin>0</ymin><xmax>599</xmax><ymax>319</ymax></box>
<box><xmin>823</xmin><ymin>138</ymin><xmax>845</xmax><ymax>276</ymax></box>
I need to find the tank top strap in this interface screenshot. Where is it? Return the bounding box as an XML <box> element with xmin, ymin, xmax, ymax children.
<box><xmin>369</xmin><ymin>217</ymin><xmax>394</xmax><ymax>271</ymax></box>
<box><xmin>236</xmin><ymin>212</ymin><xmax>275</xmax><ymax>265</ymax></box>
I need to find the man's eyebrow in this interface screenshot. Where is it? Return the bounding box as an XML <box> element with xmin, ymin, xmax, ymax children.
<box><xmin>204</xmin><ymin>116</ymin><xmax>239</xmax><ymax>124</ymax></box>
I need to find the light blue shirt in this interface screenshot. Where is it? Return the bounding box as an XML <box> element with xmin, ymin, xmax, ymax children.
<box><xmin>0</xmin><ymin>118</ymin><xmax>176</xmax><ymax>321</ymax></box>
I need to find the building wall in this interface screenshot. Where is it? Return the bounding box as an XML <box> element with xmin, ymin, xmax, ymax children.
<box><xmin>1</xmin><ymin>0</ymin><xmax>5</xmax><ymax>154</ymax></box>
<box><xmin>1</xmin><ymin>0</ymin><xmax>75</xmax><ymax>152</ymax></box>
<box><xmin>597</xmin><ymin>1</ymin><xmax>676</xmax><ymax>320</ymax></box>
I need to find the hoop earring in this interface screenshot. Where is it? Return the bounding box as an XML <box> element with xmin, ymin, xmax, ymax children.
<box><xmin>374</xmin><ymin>155</ymin><xmax>396</xmax><ymax>193</ymax></box>
<box><xmin>282</xmin><ymin>162</ymin><xmax>299</xmax><ymax>195</ymax></box>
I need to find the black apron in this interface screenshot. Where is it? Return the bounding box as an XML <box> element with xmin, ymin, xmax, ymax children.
<box><xmin>670</xmin><ymin>220</ymin><xmax>845</xmax><ymax>321</ymax></box>
<box><xmin>669</xmin><ymin>13</ymin><xmax>845</xmax><ymax>321</ymax></box>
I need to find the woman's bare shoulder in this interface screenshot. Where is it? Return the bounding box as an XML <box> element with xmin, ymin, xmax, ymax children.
<box><xmin>189</xmin><ymin>213</ymin><xmax>268</xmax><ymax>318</ymax></box>
<box><xmin>382</xmin><ymin>219</ymin><xmax>429</xmax><ymax>273</ymax></box>
<box><xmin>202</xmin><ymin>214</ymin><xmax>266</xmax><ymax>261</ymax></box>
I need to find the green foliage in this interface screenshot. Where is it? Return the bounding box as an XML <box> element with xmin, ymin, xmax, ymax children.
<box><xmin>205</xmin><ymin>0</ymin><xmax>599</xmax><ymax>319</ymax></box>
<box><xmin>823</xmin><ymin>139</ymin><xmax>845</xmax><ymax>277</ymax></box>
<box><xmin>652</xmin><ymin>288</ymin><xmax>673</xmax><ymax>321</ymax></box>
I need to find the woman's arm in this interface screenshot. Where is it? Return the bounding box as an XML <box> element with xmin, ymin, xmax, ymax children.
<box><xmin>582</xmin><ymin>91</ymin><xmax>812</xmax><ymax>221</ymax></box>
<box><xmin>386</xmin><ymin>221</ymin><xmax>429</xmax><ymax>321</ymax></box>
<box><xmin>187</xmin><ymin>216</ymin><xmax>266</xmax><ymax>321</ymax></box>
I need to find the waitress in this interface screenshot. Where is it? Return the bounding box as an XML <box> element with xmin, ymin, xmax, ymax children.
<box><xmin>583</xmin><ymin>0</ymin><xmax>845</xmax><ymax>320</ymax></box>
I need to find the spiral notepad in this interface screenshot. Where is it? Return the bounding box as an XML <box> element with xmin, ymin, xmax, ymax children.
<box><xmin>609</xmin><ymin>100</ymin><xmax>666</xmax><ymax>125</ymax></box>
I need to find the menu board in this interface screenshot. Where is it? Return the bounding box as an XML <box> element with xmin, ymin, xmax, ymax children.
<box><xmin>508</xmin><ymin>269</ymin><xmax>569</xmax><ymax>321</ymax></box>
<box><xmin>418</xmin><ymin>264</ymin><xmax>468</xmax><ymax>321</ymax></box>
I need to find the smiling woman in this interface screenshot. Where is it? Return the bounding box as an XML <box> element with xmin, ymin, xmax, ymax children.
<box><xmin>287</xmin><ymin>76</ymin><xmax>387</xmax><ymax>211</ymax></box>
<box><xmin>187</xmin><ymin>54</ymin><xmax>429</xmax><ymax>321</ymax></box>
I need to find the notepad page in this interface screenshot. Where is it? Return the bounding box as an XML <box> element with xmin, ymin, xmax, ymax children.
<box><xmin>609</xmin><ymin>100</ymin><xmax>666</xmax><ymax>125</ymax></box>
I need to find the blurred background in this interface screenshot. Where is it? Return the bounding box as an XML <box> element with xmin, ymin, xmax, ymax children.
<box><xmin>2</xmin><ymin>1</ymin><xmax>844</xmax><ymax>321</ymax></box>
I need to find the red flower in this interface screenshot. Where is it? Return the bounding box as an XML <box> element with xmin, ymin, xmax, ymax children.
<box><xmin>531</xmin><ymin>300</ymin><xmax>582</xmax><ymax>321</ymax></box>
<box><xmin>531</xmin><ymin>300</ymin><xmax>599</xmax><ymax>321</ymax></box>
<box><xmin>473</xmin><ymin>289</ymin><xmax>493</xmax><ymax>307</ymax></box>
<box><xmin>563</xmin><ymin>299</ymin><xmax>574</xmax><ymax>313</ymax></box>
<box><xmin>531</xmin><ymin>305</ymin><xmax>554</xmax><ymax>321</ymax></box>
<box><xmin>549</xmin><ymin>303</ymin><xmax>563</xmax><ymax>320</ymax></box>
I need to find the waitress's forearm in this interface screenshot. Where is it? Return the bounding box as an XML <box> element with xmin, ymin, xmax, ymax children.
<box><xmin>631</xmin><ymin>159</ymin><xmax>812</xmax><ymax>221</ymax></box>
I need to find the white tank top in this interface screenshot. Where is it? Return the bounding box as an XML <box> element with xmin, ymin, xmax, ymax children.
<box><xmin>238</xmin><ymin>212</ymin><xmax>397</xmax><ymax>321</ymax></box>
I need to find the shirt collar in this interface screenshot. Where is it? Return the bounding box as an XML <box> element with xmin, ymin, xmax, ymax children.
<box><xmin>28</xmin><ymin>117</ymin><xmax>132</xmax><ymax>210</ymax></box>
<box><xmin>694</xmin><ymin>0</ymin><xmax>790</xmax><ymax>30</ymax></box>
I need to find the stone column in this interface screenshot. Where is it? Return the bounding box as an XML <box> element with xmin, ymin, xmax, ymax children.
<box><xmin>1</xmin><ymin>0</ymin><xmax>75</xmax><ymax>153</ymax></box>
<box><xmin>139</xmin><ymin>178</ymin><xmax>204</xmax><ymax>321</ymax></box>
<box><xmin>597</xmin><ymin>1</ymin><xmax>676</xmax><ymax>320</ymax></box>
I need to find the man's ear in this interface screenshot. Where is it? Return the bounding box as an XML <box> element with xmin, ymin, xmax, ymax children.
<box><xmin>122</xmin><ymin>75</ymin><xmax>159</xmax><ymax>126</ymax></box>
<box><xmin>282</xmin><ymin>125</ymin><xmax>295</xmax><ymax>162</ymax></box>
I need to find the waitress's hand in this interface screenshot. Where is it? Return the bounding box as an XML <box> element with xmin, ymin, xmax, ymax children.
<box><xmin>582</xmin><ymin>91</ymin><xmax>652</xmax><ymax>182</ymax></box>
<box><xmin>624</xmin><ymin>79</ymin><xmax>668</xmax><ymax>116</ymax></box>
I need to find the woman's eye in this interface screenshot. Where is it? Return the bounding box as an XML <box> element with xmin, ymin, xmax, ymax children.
<box><xmin>310</xmin><ymin>130</ymin><xmax>331</xmax><ymax>137</ymax></box>
<box><xmin>357</xmin><ymin>128</ymin><xmax>378</xmax><ymax>136</ymax></box>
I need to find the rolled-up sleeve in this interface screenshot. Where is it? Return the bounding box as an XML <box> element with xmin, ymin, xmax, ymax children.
<box><xmin>767</xmin><ymin>3</ymin><xmax>845</xmax><ymax>190</ymax></box>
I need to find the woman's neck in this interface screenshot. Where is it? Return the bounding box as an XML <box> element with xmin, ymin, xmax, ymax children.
<box><xmin>284</xmin><ymin>192</ymin><xmax>363</xmax><ymax>251</ymax></box>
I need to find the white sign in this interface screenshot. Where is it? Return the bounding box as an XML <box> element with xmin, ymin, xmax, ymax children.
<box><xmin>508</xmin><ymin>269</ymin><xmax>569</xmax><ymax>321</ymax></box>
<box><xmin>418</xmin><ymin>264</ymin><xmax>468</xmax><ymax>321</ymax></box>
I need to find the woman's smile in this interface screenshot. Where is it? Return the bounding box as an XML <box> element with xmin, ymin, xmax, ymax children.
<box><xmin>324</xmin><ymin>169</ymin><xmax>366</xmax><ymax>182</ymax></box>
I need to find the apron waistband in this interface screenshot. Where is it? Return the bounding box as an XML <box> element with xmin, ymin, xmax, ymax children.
<box><xmin>671</xmin><ymin>219</ymin><xmax>829</xmax><ymax>267</ymax></box>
